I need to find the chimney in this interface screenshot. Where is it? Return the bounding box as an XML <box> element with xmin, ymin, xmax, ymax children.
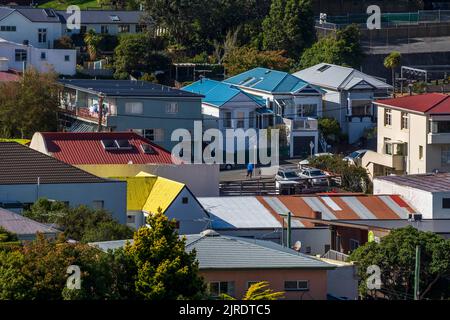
<box><xmin>314</xmin><ymin>211</ymin><xmax>322</xmax><ymax>220</ymax></box>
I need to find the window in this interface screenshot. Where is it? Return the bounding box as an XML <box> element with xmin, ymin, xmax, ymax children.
<box><xmin>127</xmin><ymin>215</ymin><xmax>136</xmax><ymax>224</ymax></box>
<box><xmin>236</xmin><ymin>111</ymin><xmax>245</xmax><ymax>128</ymax></box>
<box><xmin>349</xmin><ymin>239</ymin><xmax>360</xmax><ymax>251</ymax></box>
<box><xmin>15</xmin><ymin>49</ymin><xmax>27</xmax><ymax>62</ymax></box>
<box><xmin>223</xmin><ymin>111</ymin><xmax>232</xmax><ymax>128</ymax></box>
<box><xmin>136</xmin><ymin>24</ymin><xmax>147</xmax><ymax>33</ymax></box>
<box><xmin>419</xmin><ymin>145</ymin><xmax>424</xmax><ymax>160</ymax></box>
<box><xmin>64</xmin><ymin>55</ymin><xmax>70</xmax><ymax>61</ymax></box>
<box><xmin>182</xmin><ymin>197</ymin><xmax>188</xmax><ymax>204</ymax></box>
<box><xmin>284</xmin><ymin>280</ymin><xmax>309</xmax><ymax>291</ymax></box>
<box><xmin>209</xmin><ymin>281</ymin><xmax>234</xmax><ymax>297</ymax></box>
<box><xmin>351</xmin><ymin>100</ymin><xmax>372</xmax><ymax>116</ymax></box>
<box><xmin>92</xmin><ymin>200</ymin><xmax>104</xmax><ymax>210</ymax></box>
<box><xmin>40</xmin><ymin>52</ymin><xmax>46</xmax><ymax>60</ymax></box>
<box><xmin>165</xmin><ymin>102</ymin><xmax>178</xmax><ymax>114</ymax></box>
<box><xmin>101</xmin><ymin>25</ymin><xmax>109</xmax><ymax>34</ymax></box>
<box><xmin>38</xmin><ymin>28</ymin><xmax>47</xmax><ymax>43</ymax></box>
<box><xmin>249</xmin><ymin>111</ymin><xmax>255</xmax><ymax>128</ymax></box>
<box><xmin>1</xmin><ymin>25</ymin><xmax>16</xmax><ymax>32</ymax></box>
<box><xmin>301</xmin><ymin>104</ymin><xmax>318</xmax><ymax>117</ymax></box>
<box><xmin>118</xmin><ymin>24</ymin><xmax>130</xmax><ymax>33</ymax></box>
<box><xmin>384</xmin><ymin>108</ymin><xmax>392</xmax><ymax>126</ymax></box>
<box><xmin>125</xmin><ymin>102</ymin><xmax>143</xmax><ymax>114</ymax></box>
<box><xmin>144</xmin><ymin>129</ymin><xmax>164</xmax><ymax>142</ymax></box>
<box><xmin>384</xmin><ymin>138</ymin><xmax>392</xmax><ymax>155</ymax></box>
<box><xmin>442</xmin><ymin>146</ymin><xmax>450</xmax><ymax>165</ymax></box>
<box><xmin>443</xmin><ymin>198</ymin><xmax>450</xmax><ymax>209</ymax></box>
<box><xmin>401</xmin><ymin>112</ymin><xmax>409</xmax><ymax>129</ymax></box>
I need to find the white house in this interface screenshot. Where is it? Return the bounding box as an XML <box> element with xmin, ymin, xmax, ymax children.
<box><xmin>0</xmin><ymin>37</ymin><xmax>76</xmax><ymax>75</ymax></box>
<box><xmin>293</xmin><ymin>63</ymin><xmax>392</xmax><ymax>144</ymax></box>
<box><xmin>224</xmin><ymin>68</ymin><xmax>324</xmax><ymax>157</ymax></box>
<box><xmin>374</xmin><ymin>173</ymin><xmax>450</xmax><ymax>219</ymax></box>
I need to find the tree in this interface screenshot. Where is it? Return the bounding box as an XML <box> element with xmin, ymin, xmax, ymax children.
<box><xmin>221</xmin><ymin>281</ymin><xmax>284</xmax><ymax>300</ymax></box>
<box><xmin>318</xmin><ymin>117</ymin><xmax>341</xmax><ymax>143</ymax></box>
<box><xmin>84</xmin><ymin>30</ymin><xmax>103</xmax><ymax>61</ymax></box>
<box><xmin>299</xmin><ymin>24</ymin><xmax>364</xmax><ymax>69</ymax></box>
<box><xmin>54</xmin><ymin>35</ymin><xmax>74</xmax><ymax>49</ymax></box>
<box><xmin>384</xmin><ymin>51</ymin><xmax>402</xmax><ymax>91</ymax></box>
<box><xmin>262</xmin><ymin>0</ymin><xmax>314</xmax><ymax>58</ymax></box>
<box><xmin>0</xmin><ymin>68</ymin><xmax>59</xmax><ymax>138</ymax></box>
<box><xmin>350</xmin><ymin>226</ymin><xmax>450</xmax><ymax>300</ymax></box>
<box><xmin>126</xmin><ymin>210</ymin><xmax>205</xmax><ymax>300</ymax></box>
<box><xmin>113</xmin><ymin>34</ymin><xmax>171</xmax><ymax>79</ymax></box>
<box><xmin>0</xmin><ymin>227</ymin><xmax>17</xmax><ymax>243</ymax></box>
<box><xmin>223</xmin><ymin>47</ymin><xmax>292</xmax><ymax>77</ymax></box>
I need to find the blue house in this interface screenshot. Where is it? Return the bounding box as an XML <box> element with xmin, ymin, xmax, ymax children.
<box><xmin>223</xmin><ymin>68</ymin><xmax>324</xmax><ymax>157</ymax></box>
<box><xmin>58</xmin><ymin>79</ymin><xmax>203</xmax><ymax>151</ymax></box>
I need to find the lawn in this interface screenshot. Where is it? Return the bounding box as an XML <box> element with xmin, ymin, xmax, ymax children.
<box><xmin>39</xmin><ymin>0</ymin><xmax>102</xmax><ymax>10</ymax></box>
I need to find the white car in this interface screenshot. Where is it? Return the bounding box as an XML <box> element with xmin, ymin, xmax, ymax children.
<box><xmin>298</xmin><ymin>168</ymin><xmax>330</xmax><ymax>186</ymax></box>
<box><xmin>343</xmin><ymin>150</ymin><xmax>368</xmax><ymax>166</ymax></box>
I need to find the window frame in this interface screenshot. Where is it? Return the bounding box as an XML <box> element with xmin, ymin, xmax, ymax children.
<box><xmin>14</xmin><ymin>49</ymin><xmax>27</xmax><ymax>62</ymax></box>
<box><xmin>125</xmin><ymin>102</ymin><xmax>144</xmax><ymax>115</ymax></box>
<box><xmin>284</xmin><ymin>280</ymin><xmax>309</xmax><ymax>292</ymax></box>
<box><xmin>384</xmin><ymin>108</ymin><xmax>392</xmax><ymax>126</ymax></box>
<box><xmin>401</xmin><ymin>112</ymin><xmax>409</xmax><ymax>130</ymax></box>
<box><xmin>38</xmin><ymin>28</ymin><xmax>47</xmax><ymax>43</ymax></box>
<box><xmin>165</xmin><ymin>102</ymin><xmax>179</xmax><ymax>114</ymax></box>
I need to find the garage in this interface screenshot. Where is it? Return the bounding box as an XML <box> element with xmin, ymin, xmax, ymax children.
<box><xmin>293</xmin><ymin>136</ymin><xmax>315</xmax><ymax>157</ymax></box>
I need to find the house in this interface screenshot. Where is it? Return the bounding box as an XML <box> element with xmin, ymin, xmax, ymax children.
<box><xmin>0</xmin><ymin>37</ymin><xmax>76</xmax><ymax>75</ymax></box>
<box><xmin>114</xmin><ymin>172</ymin><xmax>209</xmax><ymax>233</ymax></box>
<box><xmin>293</xmin><ymin>63</ymin><xmax>392</xmax><ymax>144</ymax></box>
<box><xmin>0</xmin><ymin>207</ymin><xmax>60</xmax><ymax>240</ymax></box>
<box><xmin>374</xmin><ymin>173</ymin><xmax>450</xmax><ymax>219</ymax></box>
<box><xmin>57</xmin><ymin>79</ymin><xmax>203</xmax><ymax>152</ymax></box>
<box><xmin>185</xmin><ymin>230</ymin><xmax>334</xmax><ymax>300</ymax></box>
<box><xmin>223</xmin><ymin>68</ymin><xmax>324</xmax><ymax>157</ymax></box>
<box><xmin>0</xmin><ymin>7</ymin><xmax>149</xmax><ymax>49</ymax></box>
<box><xmin>90</xmin><ymin>230</ymin><xmax>335</xmax><ymax>300</ymax></box>
<box><xmin>362</xmin><ymin>93</ymin><xmax>450</xmax><ymax>178</ymax></box>
<box><xmin>199</xmin><ymin>194</ymin><xmax>413</xmax><ymax>255</ymax></box>
<box><xmin>0</xmin><ymin>142</ymin><xmax>127</xmax><ymax>223</ymax></box>
<box><xmin>30</xmin><ymin>132</ymin><xmax>220</xmax><ymax>196</ymax></box>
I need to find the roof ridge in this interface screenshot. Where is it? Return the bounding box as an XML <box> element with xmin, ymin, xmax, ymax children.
<box><xmin>427</xmin><ymin>94</ymin><xmax>450</xmax><ymax>113</ymax></box>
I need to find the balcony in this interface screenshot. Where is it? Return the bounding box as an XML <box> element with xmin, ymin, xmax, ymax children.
<box><xmin>363</xmin><ymin>150</ymin><xmax>405</xmax><ymax>171</ymax></box>
<box><xmin>59</xmin><ymin>104</ymin><xmax>108</xmax><ymax>126</ymax></box>
<box><xmin>428</xmin><ymin>132</ymin><xmax>450</xmax><ymax>144</ymax></box>
<box><xmin>283</xmin><ymin>117</ymin><xmax>318</xmax><ymax>131</ymax></box>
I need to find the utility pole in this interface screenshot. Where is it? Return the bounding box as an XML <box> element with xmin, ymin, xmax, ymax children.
<box><xmin>414</xmin><ymin>245</ymin><xmax>421</xmax><ymax>300</ymax></box>
<box><xmin>287</xmin><ymin>212</ymin><xmax>292</xmax><ymax>249</ymax></box>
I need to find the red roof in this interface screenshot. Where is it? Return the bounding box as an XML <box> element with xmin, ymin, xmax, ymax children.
<box><xmin>39</xmin><ymin>132</ymin><xmax>177</xmax><ymax>165</ymax></box>
<box><xmin>0</xmin><ymin>70</ymin><xmax>21</xmax><ymax>82</ymax></box>
<box><xmin>375</xmin><ymin>93</ymin><xmax>450</xmax><ymax>115</ymax></box>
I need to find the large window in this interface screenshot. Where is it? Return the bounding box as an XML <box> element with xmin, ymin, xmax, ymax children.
<box><xmin>136</xmin><ymin>24</ymin><xmax>147</xmax><ymax>33</ymax></box>
<box><xmin>351</xmin><ymin>100</ymin><xmax>372</xmax><ymax>116</ymax></box>
<box><xmin>384</xmin><ymin>108</ymin><xmax>392</xmax><ymax>126</ymax></box>
<box><xmin>284</xmin><ymin>280</ymin><xmax>309</xmax><ymax>291</ymax></box>
<box><xmin>125</xmin><ymin>102</ymin><xmax>143</xmax><ymax>114</ymax></box>
<box><xmin>144</xmin><ymin>129</ymin><xmax>164</xmax><ymax>142</ymax></box>
<box><xmin>401</xmin><ymin>112</ymin><xmax>409</xmax><ymax>129</ymax></box>
<box><xmin>101</xmin><ymin>25</ymin><xmax>109</xmax><ymax>34</ymax></box>
<box><xmin>297</xmin><ymin>104</ymin><xmax>318</xmax><ymax>117</ymax></box>
<box><xmin>118</xmin><ymin>24</ymin><xmax>130</xmax><ymax>33</ymax></box>
<box><xmin>38</xmin><ymin>28</ymin><xmax>47</xmax><ymax>43</ymax></box>
<box><xmin>15</xmin><ymin>49</ymin><xmax>27</xmax><ymax>62</ymax></box>
<box><xmin>441</xmin><ymin>146</ymin><xmax>450</xmax><ymax>165</ymax></box>
<box><xmin>209</xmin><ymin>281</ymin><xmax>234</xmax><ymax>297</ymax></box>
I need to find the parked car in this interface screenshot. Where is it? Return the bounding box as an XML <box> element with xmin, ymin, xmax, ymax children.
<box><xmin>275</xmin><ymin>169</ymin><xmax>302</xmax><ymax>182</ymax></box>
<box><xmin>298</xmin><ymin>153</ymin><xmax>334</xmax><ymax>166</ymax></box>
<box><xmin>220</xmin><ymin>163</ymin><xmax>235</xmax><ymax>170</ymax></box>
<box><xmin>298</xmin><ymin>168</ymin><xmax>330</xmax><ymax>186</ymax></box>
<box><xmin>343</xmin><ymin>150</ymin><xmax>368</xmax><ymax>166</ymax></box>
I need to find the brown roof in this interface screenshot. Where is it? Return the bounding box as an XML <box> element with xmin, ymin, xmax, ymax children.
<box><xmin>0</xmin><ymin>142</ymin><xmax>112</xmax><ymax>185</ymax></box>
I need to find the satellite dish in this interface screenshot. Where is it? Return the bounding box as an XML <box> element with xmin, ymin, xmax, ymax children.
<box><xmin>293</xmin><ymin>241</ymin><xmax>302</xmax><ymax>252</ymax></box>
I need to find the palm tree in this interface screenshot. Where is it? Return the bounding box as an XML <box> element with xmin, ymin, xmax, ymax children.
<box><xmin>384</xmin><ymin>51</ymin><xmax>401</xmax><ymax>95</ymax></box>
<box><xmin>84</xmin><ymin>30</ymin><xmax>102</xmax><ymax>61</ymax></box>
<box><xmin>220</xmin><ymin>281</ymin><xmax>284</xmax><ymax>300</ymax></box>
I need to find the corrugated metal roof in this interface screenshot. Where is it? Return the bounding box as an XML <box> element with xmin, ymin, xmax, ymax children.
<box><xmin>0</xmin><ymin>142</ymin><xmax>112</xmax><ymax>185</ymax></box>
<box><xmin>0</xmin><ymin>207</ymin><xmax>60</xmax><ymax>236</ymax></box>
<box><xmin>375</xmin><ymin>173</ymin><xmax>450</xmax><ymax>193</ymax></box>
<box><xmin>38</xmin><ymin>132</ymin><xmax>176</xmax><ymax>165</ymax></box>
<box><xmin>293</xmin><ymin>63</ymin><xmax>392</xmax><ymax>91</ymax></box>
<box><xmin>375</xmin><ymin>93</ymin><xmax>450</xmax><ymax>115</ymax></box>
<box><xmin>185</xmin><ymin>232</ymin><xmax>333</xmax><ymax>269</ymax></box>
<box><xmin>198</xmin><ymin>197</ymin><xmax>281</xmax><ymax>229</ymax></box>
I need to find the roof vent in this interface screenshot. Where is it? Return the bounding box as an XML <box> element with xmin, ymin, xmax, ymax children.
<box><xmin>317</xmin><ymin>64</ymin><xmax>331</xmax><ymax>72</ymax></box>
<box><xmin>200</xmin><ymin>229</ymin><xmax>220</xmax><ymax>237</ymax></box>
<box><xmin>115</xmin><ymin>139</ymin><xmax>132</xmax><ymax>150</ymax></box>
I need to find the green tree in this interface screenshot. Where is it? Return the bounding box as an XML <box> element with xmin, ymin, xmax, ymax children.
<box><xmin>23</xmin><ymin>198</ymin><xmax>68</xmax><ymax>224</ymax></box>
<box><xmin>0</xmin><ymin>68</ymin><xmax>59</xmax><ymax>138</ymax></box>
<box><xmin>0</xmin><ymin>227</ymin><xmax>18</xmax><ymax>243</ymax></box>
<box><xmin>299</xmin><ymin>24</ymin><xmax>364</xmax><ymax>69</ymax></box>
<box><xmin>350</xmin><ymin>226</ymin><xmax>450</xmax><ymax>300</ymax></box>
<box><xmin>113</xmin><ymin>34</ymin><xmax>171</xmax><ymax>79</ymax></box>
<box><xmin>221</xmin><ymin>281</ymin><xmax>284</xmax><ymax>300</ymax></box>
<box><xmin>84</xmin><ymin>29</ymin><xmax>103</xmax><ymax>61</ymax></box>
<box><xmin>126</xmin><ymin>210</ymin><xmax>205</xmax><ymax>300</ymax></box>
<box><xmin>223</xmin><ymin>47</ymin><xmax>292</xmax><ymax>77</ymax></box>
<box><xmin>384</xmin><ymin>51</ymin><xmax>402</xmax><ymax>91</ymax></box>
<box><xmin>318</xmin><ymin>117</ymin><xmax>341</xmax><ymax>143</ymax></box>
<box><xmin>263</xmin><ymin>0</ymin><xmax>314</xmax><ymax>58</ymax></box>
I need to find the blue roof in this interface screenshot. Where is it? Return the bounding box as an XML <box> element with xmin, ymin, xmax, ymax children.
<box><xmin>182</xmin><ymin>78</ymin><xmax>264</xmax><ymax>107</ymax></box>
<box><xmin>224</xmin><ymin>67</ymin><xmax>311</xmax><ymax>93</ymax></box>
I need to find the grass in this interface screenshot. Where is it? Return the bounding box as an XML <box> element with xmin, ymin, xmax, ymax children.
<box><xmin>39</xmin><ymin>0</ymin><xmax>102</xmax><ymax>10</ymax></box>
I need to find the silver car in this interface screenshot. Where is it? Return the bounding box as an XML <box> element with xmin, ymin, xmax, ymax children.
<box><xmin>275</xmin><ymin>169</ymin><xmax>301</xmax><ymax>182</ymax></box>
<box><xmin>298</xmin><ymin>168</ymin><xmax>330</xmax><ymax>186</ymax></box>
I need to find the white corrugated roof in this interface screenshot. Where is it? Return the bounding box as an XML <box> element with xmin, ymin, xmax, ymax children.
<box><xmin>293</xmin><ymin>63</ymin><xmax>392</xmax><ymax>91</ymax></box>
<box><xmin>198</xmin><ymin>197</ymin><xmax>281</xmax><ymax>229</ymax></box>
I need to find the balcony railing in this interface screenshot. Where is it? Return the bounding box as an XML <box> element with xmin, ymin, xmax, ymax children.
<box><xmin>283</xmin><ymin>117</ymin><xmax>318</xmax><ymax>131</ymax></box>
<box><xmin>60</xmin><ymin>104</ymin><xmax>108</xmax><ymax>125</ymax></box>
<box><xmin>428</xmin><ymin>132</ymin><xmax>450</xmax><ymax>144</ymax></box>
<box><xmin>363</xmin><ymin>150</ymin><xmax>405</xmax><ymax>171</ymax></box>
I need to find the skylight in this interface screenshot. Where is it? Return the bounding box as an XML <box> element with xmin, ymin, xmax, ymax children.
<box><xmin>43</xmin><ymin>8</ymin><xmax>56</xmax><ymax>17</ymax></box>
<box><xmin>141</xmin><ymin>144</ymin><xmax>156</xmax><ymax>154</ymax></box>
<box><xmin>317</xmin><ymin>65</ymin><xmax>331</xmax><ymax>72</ymax></box>
<box><xmin>109</xmin><ymin>15</ymin><xmax>120</xmax><ymax>22</ymax></box>
<box><xmin>101</xmin><ymin>139</ymin><xmax>117</xmax><ymax>150</ymax></box>
<box><xmin>115</xmin><ymin>140</ymin><xmax>132</xmax><ymax>150</ymax></box>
